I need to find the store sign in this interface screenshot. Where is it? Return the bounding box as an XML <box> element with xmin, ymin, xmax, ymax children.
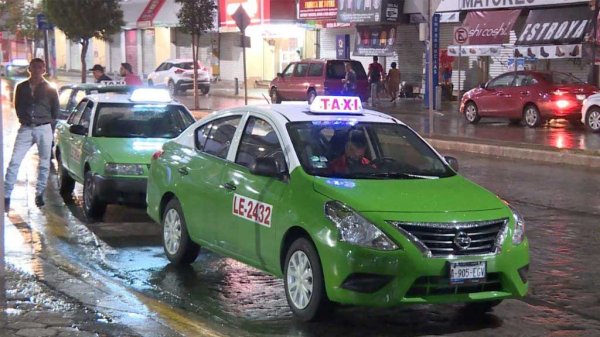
<box><xmin>516</xmin><ymin>6</ymin><xmax>592</xmax><ymax>45</ymax></box>
<box><xmin>298</xmin><ymin>0</ymin><xmax>337</xmax><ymax>20</ymax></box>
<box><xmin>137</xmin><ymin>0</ymin><xmax>166</xmax><ymax>28</ymax></box>
<box><xmin>354</xmin><ymin>25</ymin><xmax>397</xmax><ymax>56</ymax></box>
<box><xmin>336</xmin><ymin>34</ymin><xmax>350</xmax><ymax>59</ymax></box>
<box><xmin>338</xmin><ymin>0</ymin><xmax>404</xmax><ymax>23</ymax></box>
<box><xmin>436</xmin><ymin>0</ymin><xmax>588</xmax><ymax>12</ymax></box>
<box><xmin>464</xmin><ymin>10</ymin><xmax>520</xmax><ymax>45</ymax></box>
<box><xmin>219</xmin><ymin>0</ymin><xmax>268</xmax><ymax>27</ymax></box>
<box><xmin>447</xmin><ymin>45</ymin><xmax>502</xmax><ymax>56</ymax></box>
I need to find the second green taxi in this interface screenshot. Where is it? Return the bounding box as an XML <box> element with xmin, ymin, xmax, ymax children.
<box><xmin>55</xmin><ymin>88</ymin><xmax>195</xmax><ymax>219</ymax></box>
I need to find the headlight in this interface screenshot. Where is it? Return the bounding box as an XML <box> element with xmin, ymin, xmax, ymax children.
<box><xmin>325</xmin><ymin>201</ymin><xmax>398</xmax><ymax>250</ymax></box>
<box><xmin>105</xmin><ymin>163</ymin><xmax>144</xmax><ymax>176</ymax></box>
<box><xmin>508</xmin><ymin>204</ymin><xmax>526</xmax><ymax>245</ymax></box>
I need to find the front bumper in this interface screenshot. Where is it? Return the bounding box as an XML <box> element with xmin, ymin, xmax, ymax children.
<box><xmin>317</xmin><ymin>231</ymin><xmax>529</xmax><ymax>307</ymax></box>
<box><xmin>93</xmin><ymin>175</ymin><xmax>147</xmax><ymax>204</ymax></box>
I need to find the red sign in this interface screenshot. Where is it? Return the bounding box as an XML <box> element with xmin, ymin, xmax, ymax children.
<box><xmin>219</xmin><ymin>0</ymin><xmax>268</xmax><ymax>27</ymax></box>
<box><xmin>298</xmin><ymin>0</ymin><xmax>337</xmax><ymax>20</ymax></box>
<box><xmin>137</xmin><ymin>0</ymin><xmax>166</xmax><ymax>28</ymax></box>
<box><xmin>232</xmin><ymin>5</ymin><xmax>252</xmax><ymax>32</ymax></box>
<box><xmin>464</xmin><ymin>10</ymin><xmax>521</xmax><ymax>45</ymax></box>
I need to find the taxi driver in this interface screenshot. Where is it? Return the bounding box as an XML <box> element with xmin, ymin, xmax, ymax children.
<box><xmin>328</xmin><ymin>130</ymin><xmax>374</xmax><ymax>174</ymax></box>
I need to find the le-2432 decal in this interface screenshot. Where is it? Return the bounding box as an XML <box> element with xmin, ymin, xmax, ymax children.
<box><xmin>232</xmin><ymin>193</ymin><xmax>272</xmax><ymax>227</ymax></box>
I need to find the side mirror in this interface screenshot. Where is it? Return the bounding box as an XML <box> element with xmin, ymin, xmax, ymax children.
<box><xmin>69</xmin><ymin>124</ymin><xmax>87</xmax><ymax>136</ymax></box>
<box><xmin>445</xmin><ymin>156</ymin><xmax>459</xmax><ymax>172</ymax></box>
<box><xmin>250</xmin><ymin>157</ymin><xmax>281</xmax><ymax>178</ymax></box>
<box><xmin>479</xmin><ymin>82</ymin><xmax>487</xmax><ymax>89</ymax></box>
<box><xmin>276</xmin><ymin>72</ymin><xmax>283</xmax><ymax>78</ymax></box>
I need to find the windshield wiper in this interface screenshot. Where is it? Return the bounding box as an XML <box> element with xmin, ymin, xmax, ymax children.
<box><xmin>363</xmin><ymin>172</ymin><xmax>439</xmax><ymax>179</ymax></box>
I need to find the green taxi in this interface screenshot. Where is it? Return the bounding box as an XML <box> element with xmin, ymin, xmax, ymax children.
<box><xmin>55</xmin><ymin>88</ymin><xmax>195</xmax><ymax>220</ymax></box>
<box><xmin>146</xmin><ymin>96</ymin><xmax>529</xmax><ymax>321</ymax></box>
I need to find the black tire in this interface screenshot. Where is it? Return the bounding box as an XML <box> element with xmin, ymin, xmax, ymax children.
<box><xmin>307</xmin><ymin>89</ymin><xmax>317</xmax><ymax>104</ymax></box>
<box><xmin>523</xmin><ymin>104</ymin><xmax>542</xmax><ymax>128</ymax></box>
<box><xmin>83</xmin><ymin>171</ymin><xmax>106</xmax><ymax>220</ymax></box>
<box><xmin>463</xmin><ymin>300</ymin><xmax>503</xmax><ymax>313</ymax></box>
<box><xmin>464</xmin><ymin>102</ymin><xmax>481</xmax><ymax>124</ymax></box>
<box><xmin>162</xmin><ymin>198</ymin><xmax>200</xmax><ymax>264</ymax></box>
<box><xmin>270</xmin><ymin>87</ymin><xmax>282</xmax><ymax>104</ymax></box>
<box><xmin>200</xmin><ymin>86</ymin><xmax>210</xmax><ymax>95</ymax></box>
<box><xmin>508</xmin><ymin>118</ymin><xmax>522</xmax><ymax>125</ymax></box>
<box><xmin>56</xmin><ymin>150</ymin><xmax>75</xmax><ymax>198</ymax></box>
<box><xmin>284</xmin><ymin>237</ymin><xmax>332</xmax><ymax>322</ymax></box>
<box><xmin>168</xmin><ymin>80</ymin><xmax>177</xmax><ymax>96</ymax></box>
<box><xmin>584</xmin><ymin>107</ymin><xmax>600</xmax><ymax>132</ymax></box>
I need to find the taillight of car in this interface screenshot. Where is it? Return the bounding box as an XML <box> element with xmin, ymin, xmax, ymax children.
<box><xmin>152</xmin><ymin>150</ymin><xmax>164</xmax><ymax>160</ymax></box>
<box><xmin>174</xmin><ymin>68</ymin><xmax>184</xmax><ymax>74</ymax></box>
<box><xmin>555</xmin><ymin>99</ymin><xmax>570</xmax><ymax>109</ymax></box>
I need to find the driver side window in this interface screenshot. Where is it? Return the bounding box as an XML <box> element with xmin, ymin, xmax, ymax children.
<box><xmin>283</xmin><ymin>64</ymin><xmax>295</xmax><ymax>78</ymax></box>
<box><xmin>488</xmin><ymin>74</ymin><xmax>515</xmax><ymax>88</ymax></box>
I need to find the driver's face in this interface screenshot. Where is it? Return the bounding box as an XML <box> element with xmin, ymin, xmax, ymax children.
<box><xmin>347</xmin><ymin>142</ymin><xmax>366</xmax><ymax>160</ymax></box>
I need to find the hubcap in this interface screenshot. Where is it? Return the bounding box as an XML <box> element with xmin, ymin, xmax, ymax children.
<box><xmin>588</xmin><ymin>110</ymin><xmax>600</xmax><ymax>130</ymax></box>
<box><xmin>286</xmin><ymin>250</ymin><xmax>313</xmax><ymax>310</ymax></box>
<box><xmin>465</xmin><ymin>105</ymin><xmax>477</xmax><ymax>121</ymax></box>
<box><xmin>525</xmin><ymin>108</ymin><xmax>538</xmax><ymax>126</ymax></box>
<box><xmin>164</xmin><ymin>208</ymin><xmax>182</xmax><ymax>255</ymax></box>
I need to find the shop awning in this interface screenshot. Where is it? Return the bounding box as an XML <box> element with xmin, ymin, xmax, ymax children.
<box><xmin>152</xmin><ymin>0</ymin><xmax>181</xmax><ymax>27</ymax></box>
<box><xmin>137</xmin><ymin>0</ymin><xmax>167</xmax><ymax>28</ymax></box>
<box><xmin>516</xmin><ymin>6</ymin><xmax>592</xmax><ymax>45</ymax></box>
<box><xmin>121</xmin><ymin>0</ymin><xmax>147</xmax><ymax>29</ymax></box>
<box><xmin>463</xmin><ymin>10</ymin><xmax>521</xmax><ymax>45</ymax></box>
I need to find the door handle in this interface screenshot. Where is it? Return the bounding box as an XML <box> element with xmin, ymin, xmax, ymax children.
<box><xmin>177</xmin><ymin>167</ymin><xmax>189</xmax><ymax>175</ymax></box>
<box><xmin>222</xmin><ymin>182</ymin><xmax>237</xmax><ymax>191</ymax></box>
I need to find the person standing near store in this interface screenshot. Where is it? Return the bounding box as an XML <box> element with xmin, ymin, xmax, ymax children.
<box><xmin>4</xmin><ymin>58</ymin><xmax>59</xmax><ymax>210</ymax></box>
<box><xmin>119</xmin><ymin>62</ymin><xmax>143</xmax><ymax>85</ymax></box>
<box><xmin>368</xmin><ymin>56</ymin><xmax>384</xmax><ymax>105</ymax></box>
<box><xmin>341</xmin><ymin>62</ymin><xmax>357</xmax><ymax>96</ymax></box>
<box><xmin>387</xmin><ymin>62</ymin><xmax>401</xmax><ymax>103</ymax></box>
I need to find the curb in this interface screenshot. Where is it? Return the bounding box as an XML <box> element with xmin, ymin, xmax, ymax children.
<box><xmin>427</xmin><ymin>137</ymin><xmax>600</xmax><ymax>168</ymax></box>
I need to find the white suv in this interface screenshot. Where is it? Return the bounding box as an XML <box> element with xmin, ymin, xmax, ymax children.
<box><xmin>147</xmin><ymin>59</ymin><xmax>211</xmax><ymax>96</ymax></box>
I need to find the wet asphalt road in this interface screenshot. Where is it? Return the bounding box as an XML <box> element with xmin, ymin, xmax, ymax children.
<box><xmin>2</xmin><ymin>94</ymin><xmax>600</xmax><ymax>336</ymax></box>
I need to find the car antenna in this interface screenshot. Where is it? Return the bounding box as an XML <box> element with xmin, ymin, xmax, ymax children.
<box><xmin>262</xmin><ymin>93</ymin><xmax>271</xmax><ymax>104</ymax></box>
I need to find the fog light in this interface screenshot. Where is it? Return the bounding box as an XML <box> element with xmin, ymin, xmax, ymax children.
<box><xmin>518</xmin><ymin>265</ymin><xmax>529</xmax><ymax>284</ymax></box>
<box><xmin>341</xmin><ymin>273</ymin><xmax>393</xmax><ymax>293</ymax></box>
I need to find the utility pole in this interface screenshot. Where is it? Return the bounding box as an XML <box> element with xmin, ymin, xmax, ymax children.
<box><xmin>427</xmin><ymin>0</ymin><xmax>434</xmax><ymax>136</ymax></box>
<box><xmin>591</xmin><ymin>0</ymin><xmax>600</xmax><ymax>86</ymax></box>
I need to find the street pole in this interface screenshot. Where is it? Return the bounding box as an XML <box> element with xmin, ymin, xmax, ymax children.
<box><xmin>242</xmin><ymin>31</ymin><xmax>248</xmax><ymax>106</ymax></box>
<box><xmin>0</xmin><ymin>69</ymin><xmax>6</xmax><ymax>312</ymax></box>
<box><xmin>457</xmin><ymin>47</ymin><xmax>462</xmax><ymax>113</ymax></box>
<box><xmin>592</xmin><ymin>0</ymin><xmax>600</xmax><ymax>86</ymax></box>
<box><xmin>43</xmin><ymin>29</ymin><xmax>50</xmax><ymax>75</ymax></box>
<box><xmin>427</xmin><ymin>0</ymin><xmax>434</xmax><ymax>136</ymax></box>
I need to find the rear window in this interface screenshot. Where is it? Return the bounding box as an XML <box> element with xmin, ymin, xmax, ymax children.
<box><xmin>540</xmin><ymin>72</ymin><xmax>583</xmax><ymax>85</ymax></box>
<box><xmin>93</xmin><ymin>103</ymin><xmax>194</xmax><ymax>138</ymax></box>
<box><xmin>326</xmin><ymin>61</ymin><xmax>367</xmax><ymax>80</ymax></box>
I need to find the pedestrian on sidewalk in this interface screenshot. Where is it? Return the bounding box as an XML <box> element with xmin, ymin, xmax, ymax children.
<box><xmin>119</xmin><ymin>62</ymin><xmax>143</xmax><ymax>85</ymax></box>
<box><xmin>368</xmin><ymin>56</ymin><xmax>384</xmax><ymax>105</ymax></box>
<box><xmin>90</xmin><ymin>64</ymin><xmax>112</xmax><ymax>83</ymax></box>
<box><xmin>387</xmin><ymin>62</ymin><xmax>401</xmax><ymax>103</ymax></box>
<box><xmin>341</xmin><ymin>61</ymin><xmax>357</xmax><ymax>96</ymax></box>
<box><xmin>4</xmin><ymin>58</ymin><xmax>59</xmax><ymax>210</ymax></box>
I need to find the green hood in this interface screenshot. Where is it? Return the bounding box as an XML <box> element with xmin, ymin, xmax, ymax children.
<box><xmin>93</xmin><ymin>137</ymin><xmax>167</xmax><ymax>164</ymax></box>
<box><xmin>312</xmin><ymin>175</ymin><xmax>503</xmax><ymax>213</ymax></box>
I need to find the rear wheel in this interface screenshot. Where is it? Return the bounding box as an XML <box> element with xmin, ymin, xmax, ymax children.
<box><xmin>270</xmin><ymin>88</ymin><xmax>282</xmax><ymax>104</ymax></box>
<box><xmin>162</xmin><ymin>198</ymin><xmax>200</xmax><ymax>264</ymax></box>
<box><xmin>524</xmin><ymin>104</ymin><xmax>542</xmax><ymax>128</ymax></box>
<box><xmin>168</xmin><ymin>80</ymin><xmax>177</xmax><ymax>96</ymax></box>
<box><xmin>585</xmin><ymin>107</ymin><xmax>600</xmax><ymax>132</ymax></box>
<box><xmin>56</xmin><ymin>150</ymin><xmax>75</xmax><ymax>199</ymax></box>
<box><xmin>464</xmin><ymin>102</ymin><xmax>481</xmax><ymax>124</ymax></box>
<box><xmin>83</xmin><ymin>171</ymin><xmax>106</xmax><ymax>220</ymax></box>
<box><xmin>200</xmin><ymin>86</ymin><xmax>210</xmax><ymax>95</ymax></box>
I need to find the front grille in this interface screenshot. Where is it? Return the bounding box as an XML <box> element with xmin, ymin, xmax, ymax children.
<box><xmin>406</xmin><ymin>273</ymin><xmax>502</xmax><ymax>297</ymax></box>
<box><xmin>387</xmin><ymin>218</ymin><xmax>508</xmax><ymax>257</ymax></box>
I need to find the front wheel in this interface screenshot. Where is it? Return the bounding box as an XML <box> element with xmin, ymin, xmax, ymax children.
<box><xmin>585</xmin><ymin>107</ymin><xmax>600</xmax><ymax>132</ymax></box>
<box><xmin>168</xmin><ymin>80</ymin><xmax>177</xmax><ymax>96</ymax></box>
<box><xmin>284</xmin><ymin>237</ymin><xmax>332</xmax><ymax>322</ymax></box>
<box><xmin>464</xmin><ymin>102</ymin><xmax>481</xmax><ymax>124</ymax></box>
<box><xmin>162</xmin><ymin>198</ymin><xmax>200</xmax><ymax>264</ymax></box>
<box><xmin>83</xmin><ymin>171</ymin><xmax>106</xmax><ymax>220</ymax></box>
<box><xmin>270</xmin><ymin>88</ymin><xmax>282</xmax><ymax>104</ymax></box>
<box><xmin>524</xmin><ymin>105</ymin><xmax>542</xmax><ymax>128</ymax></box>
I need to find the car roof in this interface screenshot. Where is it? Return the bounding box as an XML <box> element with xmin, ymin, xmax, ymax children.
<box><xmin>162</xmin><ymin>59</ymin><xmax>195</xmax><ymax>64</ymax></box>
<box><xmin>85</xmin><ymin>92</ymin><xmax>181</xmax><ymax>105</ymax></box>
<box><xmin>60</xmin><ymin>83</ymin><xmax>135</xmax><ymax>92</ymax></box>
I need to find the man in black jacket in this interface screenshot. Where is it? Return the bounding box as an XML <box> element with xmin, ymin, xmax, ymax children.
<box><xmin>90</xmin><ymin>64</ymin><xmax>112</xmax><ymax>83</ymax></box>
<box><xmin>4</xmin><ymin>58</ymin><xmax>59</xmax><ymax>210</ymax></box>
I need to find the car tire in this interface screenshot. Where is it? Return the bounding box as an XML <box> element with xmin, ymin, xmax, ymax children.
<box><xmin>168</xmin><ymin>80</ymin><xmax>177</xmax><ymax>96</ymax></box>
<box><xmin>83</xmin><ymin>171</ymin><xmax>106</xmax><ymax>220</ymax></box>
<box><xmin>284</xmin><ymin>237</ymin><xmax>332</xmax><ymax>322</ymax></box>
<box><xmin>162</xmin><ymin>198</ymin><xmax>200</xmax><ymax>265</ymax></box>
<box><xmin>523</xmin><ymin>104</ymin><xmax>542</xmax><ymax>128</ymax></box>
<box><xmin>508</xmin><ymin>118</ymin><xmax>522</xmax><ymax>125</ymax></box>
<box><xmin>585</xmin><ymin>107</ymin><xmax>600</xmax><ymax>132</ymax></box>
<box><xmin>56</xmin><ymin>150</ymin><xmax>75</xmax><ymax>198</ymax></box>
<box><xmin>464</xmin><ymin>102</ymin><xmax>481</xmax><ymax>124</ymax></box>
<box><xmin>201</xmin><ymin>86</ymin><xmax>210</xmax><ymax>95</ymax></box>
<box><xmin>307</xmin><ymin>89</ymin><xmax>317</xmax><ymax>104</ymax></box>
<box><xmin>270</xmin><ymin>88</ymin><xmax>282</xmax><ymax>104</ymax></box>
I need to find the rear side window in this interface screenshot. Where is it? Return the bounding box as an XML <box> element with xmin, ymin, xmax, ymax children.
<box><xmin>58</xmin><ymin>88</ymin><xmax>73</xmax><ymax>110</ymax></box>
<box><xmin>293</xmin><ymin>63</ymin><xmax>309</xmax><ymax>77</ymax></box>
<box><xmin>308</xmin><ymin>63</ymin><xmax>324</xmax><ymax>76</ymax></box>
<box><xmin>326</xmin><ymin>61</ymin><xmax>367</xmax><ymax>80</ymax></box>
<box><xmin>195</xmin><ymin>116</ymin><xmax>242</xmax><ymax>159</ymax></box>
<box><xmin>235</xmin><ymin>117</ymin><xmax>286</xmax><ymax>172</ymax></box>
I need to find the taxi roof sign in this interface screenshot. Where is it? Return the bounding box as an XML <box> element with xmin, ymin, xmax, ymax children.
<box><xmin>309</xmin><ymin>96</ymin><xmax>363</xmax><ymax>115</ymax></box>
<box><xmin>100</xmin><ymin>80</ymin><xmax>127</xmax><ymax>86</ymax></box>
<box><xmin>129</xmin><ymin>88</ymin><xmax>172</xmax><ymax>103</ymax></box>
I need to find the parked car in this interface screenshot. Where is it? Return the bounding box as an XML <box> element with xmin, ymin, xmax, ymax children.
<box><xmin>54</xmin><ymin>88</ymin><xmax>195</xmax><ymax>220</ymax></box>
<box><xmin>269</xmin><ymin>59</ymin><xmax>369</xmax><ymax>104</ymax></box>
<box><xmin>146</xmin><ymin>95</ymin><xmax>529</xmax><ymax>321</ymax></box>
<box><xmin>58</xmin><ymin>83</ymin><xmax>135</xmax><ymax>120</ymax></box>
<box><xmin>580</xmin><ymin>94</ymin><xmax>600</xmax><ymax>132</ymax></box>
<box><xmin>147</xmin><ymin>59</ymin><xmax>211</xmax><ymax>96</ymax></box>
<box><xmin>0</xmin><ymin>59</ymin><xmax>29</xmax><ymax>101</ymax></box>
<box><xmin>461</xmin><ymin>70</ymin><xmax>598</xmax><ymax>127</ymax></box>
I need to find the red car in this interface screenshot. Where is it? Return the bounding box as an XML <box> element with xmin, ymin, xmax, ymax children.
<box><xmin>460</xmin><ymin>71</ymin><xmax>598</xmax><ymax>127</ymax></box>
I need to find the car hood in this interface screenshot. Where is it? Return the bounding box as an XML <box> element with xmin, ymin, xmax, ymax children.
<box><xmin>93</xmin><ymin>137</ymin><xmax>167</xmax><ymax>164</ymax></box>
<box><xmin>312</xmin><ymin>175</ymin><xmax>503</xmax><ymax>213</ymax></box>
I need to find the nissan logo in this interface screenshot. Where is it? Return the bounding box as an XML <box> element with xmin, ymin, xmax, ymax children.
<box><xmin>453</xmin><ymin>231</ymin><xmax>472</xmax><ymax>250</ymax></box>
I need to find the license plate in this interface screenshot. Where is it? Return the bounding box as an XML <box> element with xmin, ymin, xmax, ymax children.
<box><xmin>576</xmin><ymin>94</ymin><xmax>586</xmax><ymax>100</ymax></box>
<box><xmin>449</xmin><ymin>261</ymin><xmax>486</xmax><ymax>285</ymax></box>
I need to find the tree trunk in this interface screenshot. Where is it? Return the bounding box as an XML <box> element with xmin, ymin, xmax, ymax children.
<box><xmin>192</xmin><ymin>33</ymin><xmax>199</xmax><ymax>110</ymax></box>
<box><xmin>80</xmin><ymin>38</ymin><xmax>89</xmax><ymax>84</ymax></box>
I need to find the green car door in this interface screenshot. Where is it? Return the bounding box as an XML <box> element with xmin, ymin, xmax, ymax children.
<box><xmin>219</xmin><ymin>116</ymin><xmax>288</xmax><ymax>268</ymax></box>
<box><xmin>179</xmin><ymin>115</ymin><xmax>243</xmax><ymax>247</ymax></box>
<box><xmin>57</xmin><ymin>99</ymin><xmax>87</xmax><ymax>175</ymax></box>
<box><xmin>67</xmin><ymin>100</ymin><xmax>94</xmax><ymax>181</ymax></box>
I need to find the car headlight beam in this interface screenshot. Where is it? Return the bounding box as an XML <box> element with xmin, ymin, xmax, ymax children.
<box><xmin>325</xmin><ymin>201</ymin><xmax>398</xmax><ymax>251</ymax></box>
<box><xmin>105</xmin><ymin>163</ymin><xmax>144</xmax><ymax>176</ymax></box>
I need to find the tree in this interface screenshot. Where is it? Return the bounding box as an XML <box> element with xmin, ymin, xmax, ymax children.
<box><xmin>175</xmin><ymin>0</ymin><xmax>217</xmax><ymax>109</ymax></box>
<box><xmin>44</xmin><ymin>0</ymin><xmax>124</xmax><ymax>83</ymax></box>
<box><xmin>0</xmin><ymin>0</ymin><xmax>44</xmax><ymax>58</ymax></box>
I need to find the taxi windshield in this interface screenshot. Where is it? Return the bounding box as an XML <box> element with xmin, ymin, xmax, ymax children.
<box><xmin>7</xmin><ymin>64</ymin><xmax>29</xmax><ymax>78</ymax></box>
<box><xmin>93</xmin><ymin>103</ymin><xmax>194</xmax><ymax>138</ymax></box>
<box><xmin>287</xmin><ymin>121</ymin><xmax>455</xmax><ymax>179</ymax></box>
